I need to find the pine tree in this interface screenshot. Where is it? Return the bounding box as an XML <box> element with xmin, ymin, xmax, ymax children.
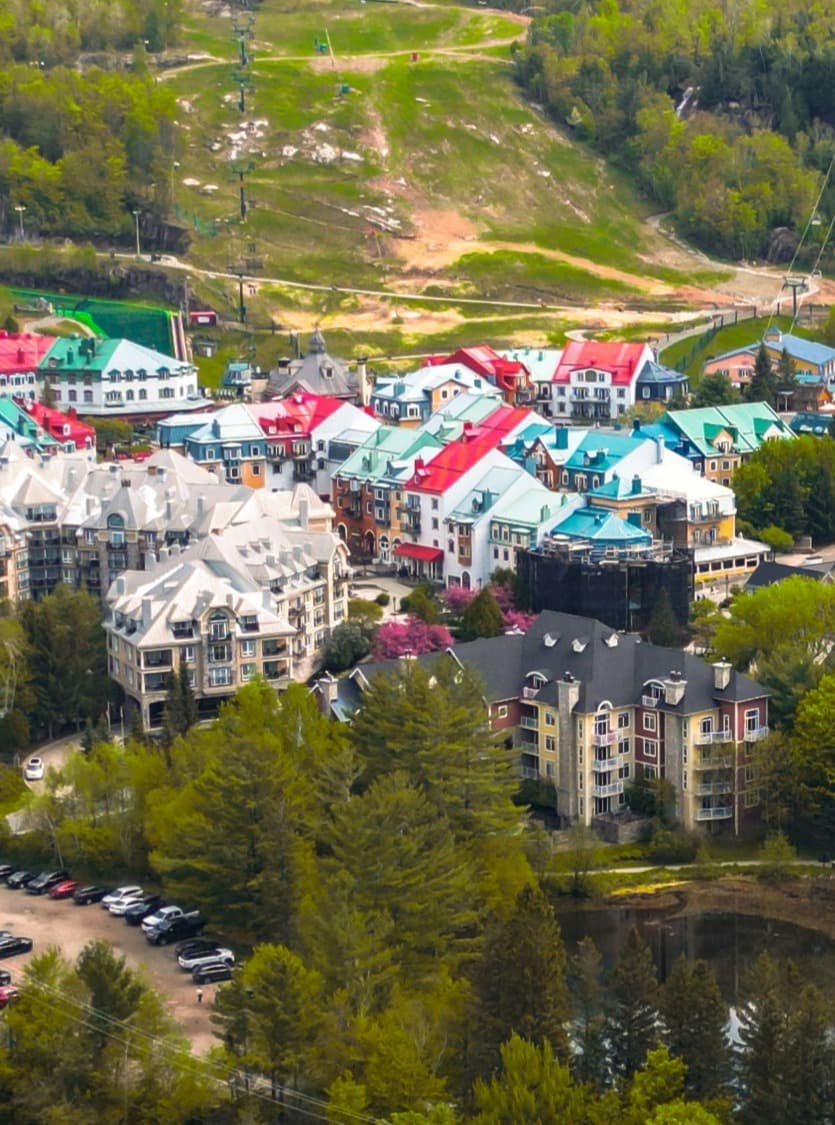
<box><xmin>647</xmin><ymin>588</ymin><xmax>683</xmax><ymax>647</ymax></box>
<box><xmin>460</xmin><ymin>587</ymin><xmax>504</xmax><ymax>641</ymax></box>
<box><xmin>571</xmin><ymin>937</ymin><xmax>606</xmax><ymax>1088</ymax></box>
<box><xmin>471</xmin><ymin>885</ymin><xmax>571</xmax><ymax>1078</ymax></box>
<box><xmin>746</xmin><ymin>343</ymin><xmax>777</xmax><ymax>404</ymax></box>
<box><xmin>736</xmin><ymin>952</ymin><xmax>788</xmax><ymax>1124</ymax></box>
<box><xmin>606</xmin><ymin>927</ymin><xmax>660</xmax><ymax>1081</ymax></box>
<box><xmin>660</xmin><ymin>956</ymin><xmax>730</xmax><ymax>1100</ymax></box>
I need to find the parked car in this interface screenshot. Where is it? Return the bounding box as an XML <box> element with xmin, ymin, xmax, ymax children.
<box><xmin>123</xmin><ymin>896</ymin><xmax>165</xmax><ymax>926</ymax></box>
<box><xmin>0</xmin><ymin>970</ymin><xmax>12</xmax><ymax>987</ymax></box>
<box><xmin>145</xmin><ymin>911</ymin><xmax>205</xmax><ymax>946</ymax></box>
<box><xmin>23</xmin><ymin>758</ymin><xmax>44</xmax><ymax>781</ymax></box>
<box><xmin>6</xmin><ymin>871</ymin><xmax>35</xmax><ymax>890</ymax></box>
<box><xmin>73</xmin><ymin>885</ymin><xmax>112</xmax><ymax>906</ymax></box>
<box><xmin>26</xmin><ymin>870</ymin><xmax>70</xmax><ymax>895</ymax></box>
<box><xmin>0</xmin><ymin>985</ymin><xmax>19</xmax><ymax>1008</ymax></box>
<box><xmin>177</xmin><ymin>947</ymin><xmax>234</xmax><ymax>972</ymax></box>
<box><xmin>175</xmin><ymin>937</ymin><xmax>223</xmax><ymax>959</ymax></box>
<box><xmin>48</xmin><ymin>880</ymin><xmax>80</xmax><ymax>900</ymax></box>
<box><xmin>0</xmin><ymin>937</ymin><xmax>33</xmax><ymax>958</ymax></box>
<box><xmin>101</xmin><ymin>886</ymin><xmax>143</xmax><ymax>911</ymax></box>
<box><xmin>0</xmin><ymin>865</ymin><xmax>15</xmax><ymax>880</ymax></box>
<box><xmin>192</xmin><ymin>961</ymin><xmax>234</xmax><ymax>985</ymax></box>
<box><xmin>108</xmin><ymin>893</ymin><xmax>146</xmax><ymax>917</ymax></box>
<box><xmin>141</xmin><ymin>905</ymin><xmax>191</xmax><ymax>933</ymax></box>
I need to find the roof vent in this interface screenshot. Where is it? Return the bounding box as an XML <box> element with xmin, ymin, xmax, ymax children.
<box><xmin>571</xmin><ymin>637</ymin><xmax>588</xmax><ymax>653</ymax></box>
<box><xmin>543</xmin><ymin>632</ymin><xmax>557</xmax><ymax>648</ymax></box>
<box><xmin>563</xmin><ymin>671</ymin><xmax>574</xmax><ymax>683</ymax></box>
<box><xmin>604</xmin><ymin>632</ymin><xmax>618</xmax><ymax>647</ymax></box>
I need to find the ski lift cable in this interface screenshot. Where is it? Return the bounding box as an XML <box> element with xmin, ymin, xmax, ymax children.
<box><xmin>767</xmin><ymin>149</ymin><xmax>835</xmax><ymax>331</ymax></box>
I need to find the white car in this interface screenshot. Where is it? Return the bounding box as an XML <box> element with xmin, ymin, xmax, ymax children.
<box><xmin>108</xmin><ymin>894</ymin><xmax>145</xmax><ymax>916</ymax></box>
<box><xmin>101</xmin><ymin>886</ymin><xmax>143</xmax><ymax>911</ymax></box>
<box><xmin>23</xmin><ymin>758</ymin><xmax>44</xmax><ymax>782</ymax></box>
<box><xmin>177</xmin><ymin>947</ymin><xmax>234</xmax><ymax>972</ymax></box>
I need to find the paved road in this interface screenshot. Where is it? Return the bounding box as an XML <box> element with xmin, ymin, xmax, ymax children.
<box><xmin>21</xmin><ymin>735</ymin><xmax>82</xmax><ymax>795</ymax></box>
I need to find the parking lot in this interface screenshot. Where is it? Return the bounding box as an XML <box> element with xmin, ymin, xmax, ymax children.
<box><xmin>0</xmin><ymin>884</ymin><xmax>217</xmax><ymax>1053</ymax></box>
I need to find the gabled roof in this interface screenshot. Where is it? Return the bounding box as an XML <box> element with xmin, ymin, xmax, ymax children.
<box><xmin>709</xmin><ymin>331</ymin><xmax>835</xmax><ymax>369</ymax></box>
<box><xmin>41</xmin><ymin>336</ymin><xmax>190</xmax><ymax>375</ymax></box>
<box><xmin>0</xmin><ymin>332</ymin><xmax>53</xmax><ymax>375</ymax></box>
<box><xmin>253</xmin><ymin>391</ymin><xmax>343</xmax><ymax>437</ymax></box>
<box><xmin>24</xmin><ymin>402</ymin><xmax>95</xmax><ymax>446</ymax></box>
<box><xmin>552</xmin><ymin>340</ymin><xmax>651</xmax><ymax>386</ymax></box>
<box><xmin>564</xmin><ymin>431</ymin><xmax>645</xmax><ymax>473</ymax></box>
<box><xmin>404</xmin><ymin>407</ymin><xmax>535</xmax><ymax>494</ymax></box>
<box><xmin>337</xmin><ymin>609</ymin><xmax>766</xmax><ymax>714</ymax></box>
<box><xmin>746</xmin><ymin>561</ymin><xmax>829</xmax><ymax>590</ymax></box>
<box><xmin>335</xmin><ymin>426</ymin><xmax>443</xmax><ymax>483</ymax></box>
<box><xmin>269</xmin><ymin>329</ymin><xmax>356</xmax><ymax>399</ymax></box>
<box><xmin>636</xmin><ymin>360</ymin><xmax>689</xmax><ymax>386</ymax></box>
<box><xmin>662</xmin><ymin>403</ymin><xmax>794</xmax><ymax>455</ymax></box>
<box><xmin>186</xmin><ymin>403</ymin><xmax>264</xmax><ymax>445</ymax></box>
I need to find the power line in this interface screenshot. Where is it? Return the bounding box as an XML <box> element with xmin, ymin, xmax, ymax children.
<box><xmin>18</xmin><ymin>976</ymin><xmax>379</xmax><ymax>1125</ymax></box>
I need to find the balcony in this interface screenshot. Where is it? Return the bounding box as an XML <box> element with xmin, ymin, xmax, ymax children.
<box><xmin>521</xmin><ymin>685</ymin><xmax>540</xmax><ymax>700</ymax></box>
<box><xmin>262</xmin><ymin>640</ymin><xmax>288</xmax><ymax>657</ymax></box>
<box><xmin>745</xmin><ymin>726</ymin><xmax>769</xmax><ymax>742</ymax></box>
<box><xmin>519</xmin><ymin>765</ymin><xmax>539</xmax><ymax>780</ymax></box>
<box><xmin>712</xmin><ymin>729</ymin><xmax>733</xmax><ymax>744</ymax></box>
<box><xmin>694</xmin><ymin>755</ymin><xmax>733</xmax><ymax>770</ymax></box>
<box><xmin>593</xmin><ymin>780</ymin><xmax>624</xmax><ymax>798</ymax></box>
<box><xmin>641</xmin><ymin>694</ymin><xmax>660</xmax><ymax>708</ymax></box>
<box><xmin>695</xmin><ymin>805</ymin><xmax>733</xmax><ymax>821</ymax></box>
<box><xmin>144</xmin><ymin>672</ymin><xmax>170</xmax><ymax>693</ymax></box>
<box><xmin>519</xmin><ymin>716</ymin><xmax>538</xmax><ymax>730</ymax></box>
<box><xmin>263</xmin><ymin>660</ymin><xmax>290</xmax><ymax>681</ymax></box>
<box><xmin>592</xmin><ymin>729</ymin><xmax>617</xmax><ymax>748</ymax></box>
<box><xmin>593</xmin><ymin>755</ymin><xmax>618</xmax><ymax>771</ymax></box>
<box><xmin>695</xmin><ymin>781</ymin><xmax>734</xmax><ymax>797</ymax></box>
<box><xmin>143</xmin><ymin>650</ymin><xmax>172</xmax><ymax>669</ymax></box>
<box><xmin>695</xmin><ymin>730</ymin><xmax>715</xmax><ymax>746</ymax></box>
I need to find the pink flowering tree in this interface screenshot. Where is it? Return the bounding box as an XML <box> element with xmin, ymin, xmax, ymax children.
<box><xmin>372</xmin><ymin>617</ymin><xmax>454</xmax><ymax>660</ymax></box>
<box><xmin>439</xmin><ymin>585</ymin><xmax>477</xmax><ymax>616</ymax></box>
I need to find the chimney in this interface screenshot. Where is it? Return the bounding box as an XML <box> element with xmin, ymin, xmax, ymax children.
<box><xmin>555</xmin><ymin>426</ymin><xmax>568</xmax><ymax>450</ymax></box>
<box><xmin>298</xmin><ymin>497</ymin><xmax>309</xmax><ymax>529</ymax></box>
<box><xmin>262</xmin><ymin>588</ymin><xmax>272</xmax><ymax>610</ymax></box>
<box><xmin>115</xmin><ymin>576</ymin><xmax>126</xmax><ymax>595</ymax></box>
<box><xmin>293</xmin><ymin>544</ymin><xmax>303</xmax><ymax>562</ymax></box>
<box><xmin>319</xmin><ymin>671</ymin><xmax>339</xmax><ymax>704</ymax></box>
<box><xmin>654</xmin><ymin>435</ymin><xmax>665</xmax><ymax>463</ymax></box>
<box><xmin>86</xmin><ymin>496</ymin><xmax>95</xmax><ymax>515</ymax></box>
<box><xmin>141</xmin><ymin>597</ymin><xmax>152</xmax><ymax>627</ymax></box>
<box><xmin>145</xmin><ymin>549</ymin><xmax>157</xmax><ymax>567</ymax></box>
<box><xmin>280</xmin><ymin>548</ymin><xmax>291</xmax><ymax>566</ymax></box>
<box><xmin>632</xmin><ymin>474</ymin><xmax>642</xmax><ymax>495</ymax></box>
<box><xmin>557</xmin><ymin>671</ymin><xmax>580</xmax><ymax>714</ymax></box>
<box><xmin>357</xmin><ymin>355</ymin><xmax>369</xmax><ymax>408</ymax></box>
<box><xmin>158</xmin><ymin>545</ymin><xmax>169</xmax><ymax>563</ymax></box>
<box><xmin>714</xmin><ymin>660</ymin><xmax>732</xmax><ymax>691</ymax></box>
<box><xmin>414</xmin><ymin>457</ymin><xmax>425</xmax><ymax>473</ymax></box>
<box><xmin>664</xmin><ymin>671</ymin><xmax>687</xmax><ymax>706</ymax></box>
<box><xmin>197</xmin><ymin>493</ymin><xmax>206</xmax><ymax>515</ymax></box>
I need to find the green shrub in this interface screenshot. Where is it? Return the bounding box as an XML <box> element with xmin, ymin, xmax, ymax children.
<box><xmin>646</xmin><ymin>828</ymin><xmax>699</xmax><ymax>865</ymax></box>
<box><xmin>375</xmin><ymin>592</ymin><xmax>390</xmax><ymax>607</ymax></box>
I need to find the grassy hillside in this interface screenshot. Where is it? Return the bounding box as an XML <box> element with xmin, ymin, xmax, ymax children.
<box><xmin>163</xmin><ymin>0</ymin><xmax>729</xmax><ymax>339</ymax></box>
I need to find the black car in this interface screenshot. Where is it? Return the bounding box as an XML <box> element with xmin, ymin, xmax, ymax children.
<box><xmin>0</xmin><ymin>970</ymin><xmax>12</xmax><ymax>986</ymax></box>
<box><xmin>0</xmin><ymin>937</ymin><xmax>33</xmax><ymax>958</ymax></box>
<box><xmin>175</xmin><ymin>937</ymin><xmax>222</xmax><ymax>959</ymax></box>
<box><xmin>123</xmin><ymin>896</ymin><xmax>165</xmax><ymax>926</ymax></box>
<box><xmin>192</xmin><ymin>961</ymin><xmax>233</xmax><ymax>985</ymax></box>
<box><xmin>73</xmin><ymin>885</ymin><xmax>111</xmax><ymax>906</ymax></box>
<box><xmin>26</xmin><ymin>870</ymin><xmax>70</xmax><ymax>895</ymax></box>
<box><xmin>0</xmin><ymin>865</ymin><xmax>15</xmax><ymax>881</ymax></box>
<box><xmin>6</xmin><ymin>871</ymin><xmax>34</xmax><ymax>890</ymax></box>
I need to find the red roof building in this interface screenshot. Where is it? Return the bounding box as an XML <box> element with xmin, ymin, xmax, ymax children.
<box><xmin>548</xmin><ymin>339</ymin><xmax>655</xmax><ymax>422</ymax></box>
<box><xmin>0</xmin><ymin>332</ymin><xmax>53</xmax><ymax>397</ymax></box>
<box><xmin>404</xmin><ymin>404</ymin><xmax>534</xmax><ymax>495</ymax></box>
<box><xmin>252</xmin><ymin>391</ymin><xmax>343</xmax><ymax>456</ymax></box>
<box><xmin>24</xmin><ymin>401</ymin><xmax>96</xmax><ymax>451</ymax></box>
<box><xmin>428</xmin><ymin>344</ymin><xmax>534</xmax><ymax>405</ymax></box>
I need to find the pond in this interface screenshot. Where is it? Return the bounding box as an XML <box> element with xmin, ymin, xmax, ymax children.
<box><xmin>556</xmin><ymin>904</ymin><xmax>835</xmax><ymax>1002</ymax></box>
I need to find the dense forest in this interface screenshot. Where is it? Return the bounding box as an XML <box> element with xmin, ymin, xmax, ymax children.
<box><xmin>0</xmin><ymin>0</ymin><xmax>180</xmax><ymax>242</ymax></box>
<box><xmin>515</xmin><ymin>0</ymin><xmax>835</xmax><ymax>260</ymax></box>
<box><xmin>0</xmin><ymin>658</ymin><xmax>832</xmax><ymax>1122</ymax></box>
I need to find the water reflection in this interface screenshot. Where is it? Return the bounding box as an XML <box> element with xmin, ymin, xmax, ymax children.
<box><xmin>556</xmin><ymin>907</ymin><xmax>835</xmax><ymax>1002</ymax></box>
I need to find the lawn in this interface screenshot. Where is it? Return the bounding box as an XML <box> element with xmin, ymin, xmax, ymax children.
<box><xmin>659</xmin><ymin>314</ymin><xmax>820</xmax><ymax>380</ymax></box>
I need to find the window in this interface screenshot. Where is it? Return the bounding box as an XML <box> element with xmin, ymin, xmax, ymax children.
<box><xmin>745</xmin><ymin>708</ymin><xmax>761</xmax><ymax>734</ymax></box>
<box><xmin>241</xmin><ymin>639</ymin><xmax>256</xmax><ymax>657</ymax></box>
<box><xmin>432</xmin><ymin>518</ymin><xmax>438</xmax><ymax>530</ymax></box>
<box><xmin>643</xmin><ymin>739</ymin><xmax>658</xmax><ymax>757</ymax></box>
<box><xmin>209</xmin><ymin>617</ymin><xmax>228</xmax><ymax>641</ymax></box>
<box><xmin>545</xmin><ymin>736</ymin><xmax>556</xmax><ymax>751</ymax></box>
<box><xmin>643</xmin><ymin>764</ymin><xmax>658</xmax><ymax>780</ymax></box>
<box><xmin>208</xmin><ymin>666</ymin><xmax>232</xmax><ymax>687</ymax></box>
<box><xmin>544</xmin><ymin>711</ymin><xmax>555</xmax><ymax>726</ymax></box>
<box><xmin>209</xmin><ymin>643</ymin><xmax>232</xmax><ymax>663</ymax></box>
<box><xmin>618</xmin><ymin>764</ymin><xmax>630</xmax><ymax>779</ymax></box>
<box><xmin>619</xmin><ymin>738</ymin><xmax>630</xmax><ymax>755</ymax></box>
<box><xmin>700</xmin><ymin>716</ymin><xmax>713</xmax><ymax>734</ymax></box>
<box><xmin>241</xmin><ymin>663</ymin><xmax>256</xmax><ymax>681</ymax></box>
<box><xmin>618</xmin><ymin>712</ymin><xmax>629</xmax><ymax>728</ymax></box>
<box><xmin>744</xmin><ymin>790</ymin><xmax>760</xmax><ymax>808</ymax></box>
<box><xmin>183</xmin><ymin>646</ymin><xmax>195</xmax><ymax>663</ymax></box>
<box><xmin>643</xmin><ymin>712</ymin><xmax>656</xmax><ymax>732</ymax></box>
<box><xmin>431</xmin><ymin>498</ymin><xmax>439</xmax><ymax>510</ymax></box>
<box><xmin>495</xmin><ymin>704</ymin><xmax>508</xmax><ymax>718</ymax></box>
<box><xmin>252</xmin><ymin>464</ymin><xmax>261</xmax><ymax>477</ymax></box>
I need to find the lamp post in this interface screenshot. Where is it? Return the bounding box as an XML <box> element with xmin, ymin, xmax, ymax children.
<box><xmin>132</xmin><ymin>209</ymin><xmax>141</xmax><ymax>259</ymax></box>
<box><xmin>13</xmin><ymin>205</ymin><xmax>25</xmax><ymax>240</ymax></box>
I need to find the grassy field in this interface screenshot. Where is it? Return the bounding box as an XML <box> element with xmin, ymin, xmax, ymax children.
<box><xmin>161</xmin><ymin>0</ymin><xmax>728</xmax><ymax>336</ymax></box>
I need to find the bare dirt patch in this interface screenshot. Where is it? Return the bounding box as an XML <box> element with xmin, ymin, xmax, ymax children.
<box><xmin>0</xmin><ymin>887</ymin><xmax>218</xmax><ymax>1053</ymax></box>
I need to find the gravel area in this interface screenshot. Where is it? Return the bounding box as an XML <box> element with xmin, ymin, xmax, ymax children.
<box><xmin>0</xmin><ymin>885</ymin><xmax>218</xmax><ymax>1053</ymax></box>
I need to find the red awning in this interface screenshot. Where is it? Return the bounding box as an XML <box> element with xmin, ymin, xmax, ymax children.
<box><xmin>394</xmin><ymin>543</ymin><xmax>444</xmax><ymax>563</ymax></box>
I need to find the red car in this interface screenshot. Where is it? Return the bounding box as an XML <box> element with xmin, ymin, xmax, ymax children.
<box><xmin>48</xmin><ymin>880</ymin><xmax>79</xmax><ymax>900</ymax></box>
<box><xmin>0</xmin><ymin>986</ymin><xmax>19</xmax><ymax>1009</ymax></box>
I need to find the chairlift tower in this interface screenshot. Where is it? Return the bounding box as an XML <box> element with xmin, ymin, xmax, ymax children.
<box><xmin>231</xmin><ymin>68</ymin><xmax>254</xmax><ymax>113</ymax></box>
<box><xmin>232</xmin><ymin>18</ymin><xmax>254</xmax><ymax>67</ymax></box>
<box><xmin>782</xmin><ymin>275</ymin><xmax>808</xmax><ymax>320</ymax></box>
<box><xmin>230</xmin><ymin>160</ymin><xmax>255</xmax><ymax>222</ymax></box>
